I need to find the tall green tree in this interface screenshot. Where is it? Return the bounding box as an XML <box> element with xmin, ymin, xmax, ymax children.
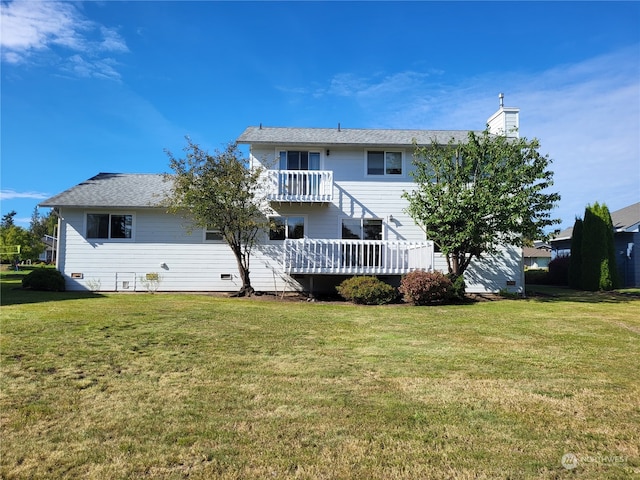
<box><xmin>0</xmin><ymin>225</ymin><xmax>44</xmax><ymax>263</ymax></box>
<box><xmin>595</xmin><ymin>203</ymin><xmax>619</xmax><ymax>290</ymax></box>
<box><xmin>165</xmin><ymin>139</ymin><xmax>269</xmax><ymax>296</ymax></box>
<box><xmin>1</xmin><ymin>210</ymin><xmax>17</xmax><ymax>229</ymax></box>
<box><xmin>568</xmin><ymin>217</ymin><xmax>583</xmax><ymax>289</ymax></box>
<box><xmin>580</xmin><ymin>202</ymin><xmax>619</xmax><ymax>291</ymax></box>
<box><xmin>580</xmin><ymin>205</ymin><xmax>601</xmax><ymax>291</ymax></box>
<box><xmin>403</xmin><ymin>129</ymin><xmax>561</xmax><ymax>278</ymax></box>
<box><xmin>29</xmin><ymin>207</ymin><xmax>58</xmax><ymax>239</ymax></box>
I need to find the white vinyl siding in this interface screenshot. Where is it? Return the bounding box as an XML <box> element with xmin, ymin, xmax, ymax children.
<box><xmin>56</xmin><ymin>208</ymin><xmax>300</xmax><ymax>293</ymax></box>
<box><xmin>53</xmin><ymin>142</ymin><xmax>525</xmax><ymax>294</ymax></box>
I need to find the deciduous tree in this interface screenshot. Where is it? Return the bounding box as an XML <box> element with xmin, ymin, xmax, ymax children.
<box><xmin>0</xmin><ymin>225</ymin><xmax>44</xmax><ymax>263</ymax></box>
<box><xmin>165</xmin><ymin>139</ymin><xmax>269</xmax><ymax>296</ymax></box>
<box><xmin>403</xmin><ymin>129</ymin><xmax>560</xmax><ymax>281</ymax></box>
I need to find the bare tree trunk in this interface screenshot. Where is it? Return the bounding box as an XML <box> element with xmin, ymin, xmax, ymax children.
<box><xmin>230</xmin><ymin>247</ymin><xmax>254</xmax><ymax>297</ymax></box>
<box><xmin>449</xmin><ymin>254</ymin><xmax>461</xmax><ymax>276</ymax></box>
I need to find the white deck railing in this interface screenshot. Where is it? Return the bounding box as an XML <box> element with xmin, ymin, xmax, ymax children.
<box><xmin>283</xmin><ymin>239</ymin><xmax>434</xmax><ymax>275</ymax></box>
<box><xmin>265</xmin><ymin>170</ymin><xmax>333</xmax><ymax>202</ymax></box>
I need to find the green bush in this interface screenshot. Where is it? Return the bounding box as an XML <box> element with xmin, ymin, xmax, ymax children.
<box><xmin>525</xmin><ymin>269</ymin><xmax>549</xmax><ymax>285</ymax></box>
<box><xmin>399</xmin><ymin>270</ymin><xmax>453</xmax><ymax>305</ymax></box>
<box><xmin>547</xmin><ymin>255</ymin><xmax>570</xmax><ymax>286</ymax></box>
<box><xmin>446</xmin><ymin>273</ymin><xmax>466</xmax><ymax>301</ymax></box>
<box><xmin>22</xmin><ymin>268</ymin><xmax>66</xmax><ymax>292</ymax></box>
<box><xmin>336</xmin><ymin>276</ymin><xmax>397</xmax><ymax>305</ymax></box>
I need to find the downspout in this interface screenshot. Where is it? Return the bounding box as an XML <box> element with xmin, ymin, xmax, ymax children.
<box><xmin>520</xmin><ymin>245</ymin><xmax>526</xmax><ymax>297</ymax></box>
<box><xmin>54</xmin><ymin>213</ymin><xmax>61</xmax><ymax>270</ymax></box>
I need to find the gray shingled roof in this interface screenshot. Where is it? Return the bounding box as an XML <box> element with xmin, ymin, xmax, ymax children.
<box><xmin>523</xmin><ymin>247</ymin><xmax>552</xmax><ymax>258</ymax></box>
<box><xmin>551</xmin><ymin>201</ymin><xmax>640</xmax><ymax>242</ymax></box>
<box><xmin>237</xmin><ymin>126</ymin><xmax>474</xmax><ymax>147</ymax></box>
<box><xmin>612</xmin><ymin>202</ymin><xmax>640</xmax><ymax>232</ymax></box>
<box><xmin>40</xmin><ymin>173</ymin><xmax>173</xmax><ymax>208</ymax></box>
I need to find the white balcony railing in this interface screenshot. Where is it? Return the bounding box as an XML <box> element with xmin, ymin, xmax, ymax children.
<box><xmin>265</xmin><ymin>170</ymin><xmax>333</xmax><ymax>202</ymax></box>
<box><xmin>283</xmin><ymin>239</ymin><xmax>434</xmax><ymax>275</ymax></box>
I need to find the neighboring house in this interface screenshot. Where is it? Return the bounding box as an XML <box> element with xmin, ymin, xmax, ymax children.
<box><xmin>550</xmin><ymin>202</ymin><xmax>640</xmax><ymax>287</ymax></box>
<box><xmin>38</xmin><ymin>235</ymin><xmax>57</xmax><ymax>263</ymax></box>
<box><xmin>523</xmin><ymin>243</ymin><xmax>552</xmax><ymax>270</ymax></box>
<box><xmin>40</xmin><ymin>103</ymin><xmax>525</xmax><ymax>294</ymax></box>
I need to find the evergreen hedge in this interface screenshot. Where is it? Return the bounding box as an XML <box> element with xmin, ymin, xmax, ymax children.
<box><xmin>568</xmin><ymin>217</ymin><xmax>583</xmax><ymax>289</ymax></box>
<box><xmin>579</xmin><ymin>202</ymin><xmax>619</xmax><ymax>291</ymax></box>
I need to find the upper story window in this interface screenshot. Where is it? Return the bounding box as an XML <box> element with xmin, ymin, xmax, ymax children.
<box><xmin>87</xmin><ymin>213</ymin><xmax>133</xmax><ymax>239</ymax></box>
<box><xmin>279</xmin><ymin>151</ymin><xmax>320</xmax><ymax>170</ymax></box>
<box><xmin>269</xmin><ymin>216</ymin><xmax>305</xmax><ymax>240</ymax></box>
<box><xmin>366</xmin><ymin>151</ymin><xmax>403</xmax><ymax>176</ymax></box>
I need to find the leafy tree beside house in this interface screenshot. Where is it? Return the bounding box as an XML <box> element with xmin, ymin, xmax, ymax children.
<box><xmin>403</xmin><ymin>129</ymin><xmax>561</xmax><ymax>289</ymax></box>
<box><xmin>30</xmin><ymin>206</ymin><xmax>58</xmax><ymax>240</ymax></box>
<box><xmin>165</xmin><ymin>139</ymin><xmax>270</xmax><ymax>297</ymax></box>
<box><xmin>0</xmin><ymin>210</ymin><xmax>46</xmax><ymax>263</ymax></box>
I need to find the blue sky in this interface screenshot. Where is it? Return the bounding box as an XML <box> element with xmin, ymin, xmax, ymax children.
<box><xmin>1</xmin><ymin>1</ymin><xmax>639</xmax><ymax>231</ymax></box>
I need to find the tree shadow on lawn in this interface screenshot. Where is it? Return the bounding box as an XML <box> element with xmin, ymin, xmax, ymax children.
<box><xmin>1</xmin><ymin>281</ymin><xmax>105</xmax><ymax>307</ymax></box>
<box><xmin>525</xmin><ymin>285</ymin><xmax>640</xmax><ymax>304</ymax></box>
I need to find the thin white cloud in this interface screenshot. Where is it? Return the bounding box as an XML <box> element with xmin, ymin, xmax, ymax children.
<box><xmin>15</xmin><ymin>217</ymin><xmax>32</xmax><ymax>226</ymax></box>
<box><xmin>98</xmin><ymin>25</ymin><xmax>128</xmax><ymax>53</ymax></box>
<box><xmin>0</xmin><ymin>189</ymin><xmax>49</xmax><ymax>201</ymax></box>
<box><xmin>64</xmin><ymin>54</ymin><xmax>121</xmax><ymax>81</ymax></box>
<box><xmin>1</xmin><ymin>0</ymin><xmax>128</xmax><ymax>79</ymax></box>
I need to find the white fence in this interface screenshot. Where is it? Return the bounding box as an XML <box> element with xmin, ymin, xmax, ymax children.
<box><xmin>283</xmin><ymin>239</ymin><xmax>434</xmax><ymax>275</ymax></box>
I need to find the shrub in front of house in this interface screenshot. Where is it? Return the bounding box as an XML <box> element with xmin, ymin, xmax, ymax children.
<box><xmin>336</xmin><ymin>276</ymin><xmax>397</xmax><ymax>305</ymax></box>
<box><xmin>525</xmin><ymin>268</ymin><xmax>549</xmax><ymax>285</ymax></box>
<box><xmin>22</xmin><ymin>268</ymin><xmax>66</xmax><ymax>292</ymax></box>
<box><xmin>446</xmin><ymin>273</ymin><xmax>466</xmax><ymax>301</ymax></box>
<box><xmin>547</xmin><ymin>255</ymin><xmax>570</xmax><ymax>286</ymax></box>
<box><xmin>399</xmin><ymin>270</ymin><xmax>453</xmax><ymax>305</ymax></box>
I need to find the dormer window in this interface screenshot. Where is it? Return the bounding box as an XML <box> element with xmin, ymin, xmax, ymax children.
<box><xmin>367</xmin><ymin>151</ymin><xmax>403</xmax><ymax>176</ymax></box>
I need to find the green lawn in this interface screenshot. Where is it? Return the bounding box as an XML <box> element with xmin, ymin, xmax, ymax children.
<box><xmin>1</xmin><ymin>272</ymin><xmax>639</xmax><ymax>479</ymax></box>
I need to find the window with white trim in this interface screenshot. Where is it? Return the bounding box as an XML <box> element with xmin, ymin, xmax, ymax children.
<box><xmin>269</xmin><ymin>216</ymin><xmax>305</xmax><ymax>240</ymax></box>
<box><xmin>341</xmin><ymin>218</ymin><xmax>382</xmax><ymax>240</ymax></box>
<box><xmin>86</xmin><ymin>213</ymin><xmax>133</xmax><ymax>239</ymax></box>
<box><xmin>204</xmin><ymin>226</ymin><xmax>224</xmax><ymax>242</ymax></box>
<box><xmin>366</xmin><ymin>150</ymin><xmax>403</xmax><ymax>175</ymax></box>
<box><xmin>341</xmin><ymin>218</ymin><xmax>383</xmax><ymax>267</ymax></box>
<box><xmin>279</xmin><ymin>151</ymin><xmax>320</xmax><ymax>170</ymax></box>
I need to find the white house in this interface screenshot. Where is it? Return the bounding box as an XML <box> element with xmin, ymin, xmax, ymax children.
<box><xmin>40</xmin><ymin>102</ymin><xmax>524</xmax><ymax>295</ymax></box>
